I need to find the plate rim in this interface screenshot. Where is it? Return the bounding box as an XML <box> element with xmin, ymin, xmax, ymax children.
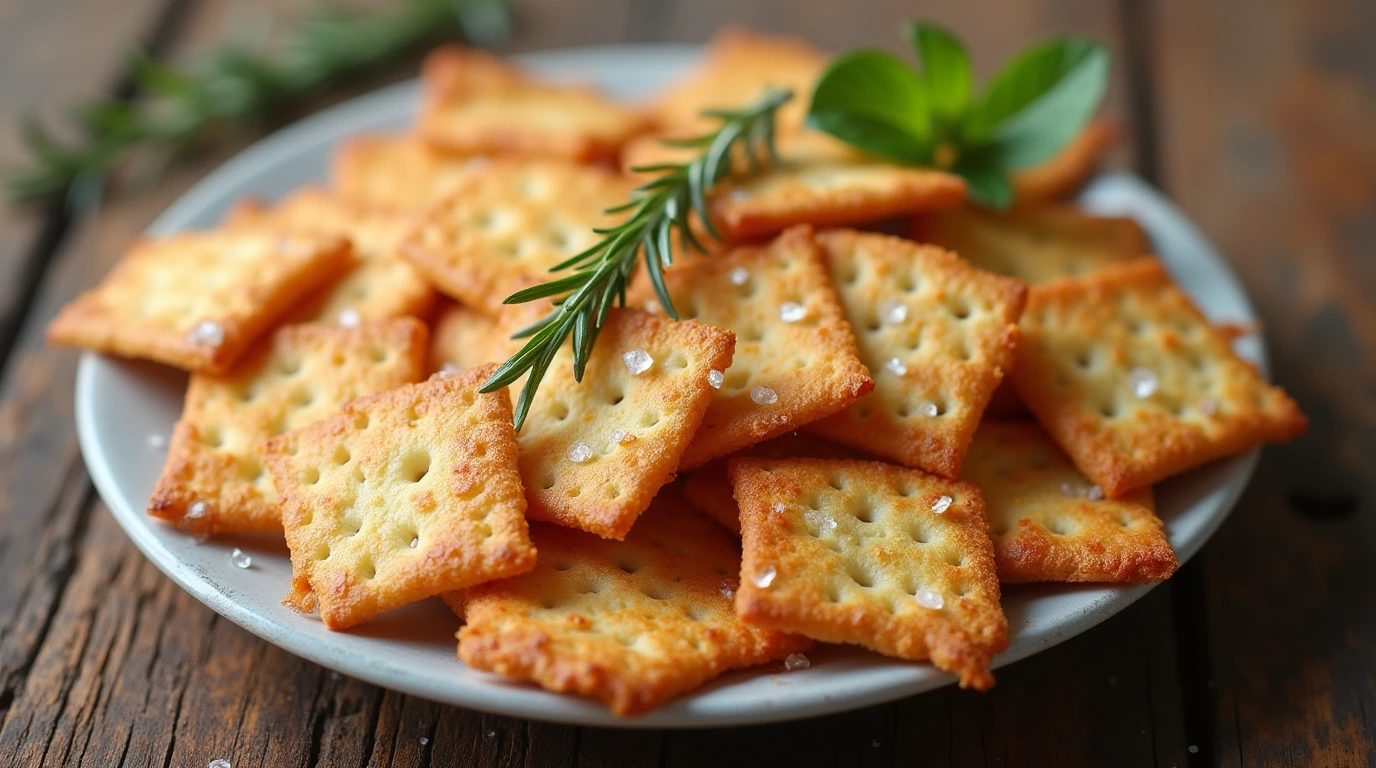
<box><xmin>74</xmin><ymin>42</ymin><xmax>1265</xmax><ymax>728</ymax></box>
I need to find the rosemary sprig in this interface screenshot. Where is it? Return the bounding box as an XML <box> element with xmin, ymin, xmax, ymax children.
<box><xmin>6</xmin><ymin>0</ymin><xmax>510</xmax><ymax>204</ymax></box>
<box><xmin>481</xmin><ymin>88</ymin><xmax>793</xmax><ymax>430</ymax></box>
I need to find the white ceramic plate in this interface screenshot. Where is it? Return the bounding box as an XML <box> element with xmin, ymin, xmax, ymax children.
<box><xmin>75</xmin><ymin>44</ymin><xmax>1268</xmax><ymax>728</ymax></box>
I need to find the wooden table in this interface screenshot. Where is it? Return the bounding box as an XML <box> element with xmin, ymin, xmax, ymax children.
<box><xmin>0</xmin><ymin>0</ymin><xmax>1370</xmax><ymax>765</ymax></box>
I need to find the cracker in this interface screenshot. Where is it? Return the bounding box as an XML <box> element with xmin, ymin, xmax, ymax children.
<box><xmin>401</xmin><ymin>159</ymin><xmax>636</xmax><ymax>315</ymax></box>
<box><xmin>624</xmin><ymin>131</ymin><xmax>967</xmax><ymax>241</ymax></box>
<box><xmin>518</xmin><ymin>309</ymin><xmax>734</xmax><ymax>539</ymax></box>
<box><xmin>428</xmin><ymin>300</ymin><xmax>519</xmax><ymax>374</ymax></box>
<box><xmin>264</xmin><ymin>365</ymin><xmax>536</xmax><ymax>630</ymax></box>
<box><xmin>454</xmin><ymin>492</ymin><xmax>811</xmax><ymax>717</ymax></box>
<box><xmin>908</xmin><ymin>204</ymin><xmax>1148</xmax><ymax>284</ymax></box>
<box><xmin>47</xmin><ymin>230</ymin><xmax>351</xmax><ymax>373</ymax></box>
<box><xmin>682</xmin><ymin>431</ymin><xmax>869</xmax><ymax>535</ymax></box>
<box><xmin>417</xmin><ymin>46</ymin><xmax>645</xmax><ymax>163</ymax></box>
<box><xmin>1011</xmin><ymin>258</ymin><xmax>1307</xmax><ymax>496</ymax></box>
<box><xmin>148</xmin><ymin>319</ymin><xmax>428</xmax><ymax>535</ymax></box>
<box><xmin>648</xmin><ymin>27</ymin><xmax>828</xmax><ymax>133</ymax></box>
<box><xmin>1011</xmin><ymin>118</ymin><xmax>1119</xmax><ymax>206</ymax></box>
<box><xmin>631</xmin><ymin>226</ymin><xmax>873</xmax><ymax>469</ymax></box>
<box><xmin>731</xmin><ymin>457</ymin><xmax>1007</xmax><ymax>690</ymax></box>
<box><xmin>807</xmin><ymin>230</ymin><xmax>1027</xmax><ymax>478</ymax></box>
<box><xmin>224</xmin><ymin>187</ymin><xmax>435</xmax><ymax>323</ymax></box>
<box><xmin>330</xmin><ymin>133</ymin><xmax>484</xmax><ymax>212</ymax></box>
<box><xmin>961</xmin><ymin>421</ymin><xmax>1177</xmax><ymax>583</ymax></box>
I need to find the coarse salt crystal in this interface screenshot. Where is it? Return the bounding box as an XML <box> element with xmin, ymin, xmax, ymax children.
<box><xmin>622</xmin><ymin>348</ymin><xmax>654</xmax><ymax>375</ymax></box>
<box><xmin>186</xmin><ymin>501</ymin><xmax>208</xmax><ymax>520</ymax></box>
<box><xmin>567</xmin><ymin>442</ymin><xmax>593</xmax><ymax>463</ymax></box>
<box><xmin>209</xmin><ymin>760</ymin><xmax>232</xmax><ymax>768</ymax></box>
<box><xmin>750</xmin><ymin>386</ymin><xmax>778</xmax><ymax>405</ymax></box>
<box><xmin>784</xmin><ymin>653</ymin><xmax>810</xmax><ymax>672</ymax></box>
<box><xmin>229</xmin><ymin>548</ymin><xmax>252</xmax><ymax>569</ymax></box>
<box><xmin>779</xmin><ymin>302</ymin><xmax>807</xmax><ymax>323</ymax></box>
<box><xmin>409</xmin><ymin>536</ymin><xmax>419</xmax><ymax>549</ymax></box>
<box><xmin>187</xmin><ymin>320</ymin><xmax>225</xmax><ymax>347</ymax></box>
<box><xmin>1128</xmin><ymin>367</ymin><xmax>1159</xmax><ymax>399</ymax></box>
<box><xmin>914</xmin><ymin>588</ymin><xmax>944</xmax><ymax>609</ymax></box>
<box><xmin>147</xmin><ymin>433</ymin><xmax>167</xmax><ymax>450</ymax></box>
<box><xmin>719</xmin><ymin>581</ymin><xmax>736</xmax><ymax>598</ymax></box>
<box><xmin>707</xmin><ymin>369</ymin><xmax>725</xmax><ymax>389</ymax></box>
<box><xmin>338</xmin><ymin>308</ymin><xmax>361</xmax><ymax>328</ymax></box>
<box><xmin>884</xmin><ymin>357</ymin><xmax>907</xmax><ymax>375</ymax></box>
<box><xmin>419</xmin><ymin>736</ymin><xmax>430</xmax><ymax>746</ymax></box>
<box><xmin>728</xmin><ymin>266</ymin><xmax>750</xmax><ymax>286</ymax></box>
<box><xmin>644</xmin><ymin>298</ymin><xmax>662</xmax><ymax>314</ymax></box>
<box><xmin>804</xmin><ymin>509</ymin><xmax>836</xmax><ymax>536</ymax></box>
<box><xmin>1060</xmin><ymin>482</ymin><xmax>1079</xmax><ymax>498</ymax></box>
<box><xmin>752</xmin><ymin>565</ymin><xmax>777</xmax><ymax>588</ymax></box>
<box><xmin>879</xmin><ymin>299</ymin><xmax>908</xmax><ymax>325</ymax></box>
<box><xmin>917</xmin><ymin>401</ymin><xmax>939</xmax><ymax>417</ymax></box>
<box><xmin>611</xmin><ymin>428</ymin><xmax>635</xmax><ymax>445</ymax></box>
<box><xmin>932</xmin><ymin>495</ymin><xmax>953</xmax><ymax>514</ymax></box>
<box><xmin>1086</xmin><ymin>485</ymin><xmax>1105</xmax><ymax>501</ymax></box>
<box><xmin>437</xmin><ymin>362</ymin><xmax>461</xmax><ymax>377</ymax></box>
<box><xmin>772</xmin><ymin>502</ymin><xmax>786</xmax><ymax>513</ymax></box>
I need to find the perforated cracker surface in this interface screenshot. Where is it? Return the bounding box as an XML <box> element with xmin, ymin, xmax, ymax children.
<box><xmin>427</xmin><ymin>300</ymin><xmax>523</xmax><ymax>374</ymax></box>
<box><xmin>518</xmin><ymin>309</ymin><xmax>734</xmax><ymax>540</ymax></box>
<box><xmin>225</xmin><ymin>188</ymin><xmax>434</xmax><ymax>323</ymax></box>
<box><xmin>402</xmin><ymin>159</ymin><xmax>636</xmax><ymax>315</ymax></box>
<box><xmin>731</xmin><ymin>458</ymin><xmax>1007</xmax><ymax>689</ymax></box>
<box><xmin>47</xmin><ymin>231</ymin><xmax>351</xmax><ymax>373</ymax></box>
<box><xmin>807</xmin><ymin>230</ymin><xmax>1027</xmax><ymax>478</ymax></box>
<box><xmin>418</xmin><ymin>46</ymin><xmax>645</xmax><ymax>162</ymax></box>
<box><xmin>961</xmin><ymin>421</ymin><xmax>1177</xmax><ymax>583</ymax></box>
<box><xmin>454</xmin><ymin>494</ymin><xmax>811</xmax><ymax>716</ymax></box>
<box><xmin>632</xmin><ymin>226</ymin><xmax>873</xmax><ymax>469</ymax></box>
<box><xmin>909</xmin><ymin>204</ymin><xmax>1147</xmax><ymax>284</ymax></box>
<box><xmin>264</xmin><ymin>365</ymin><xmax>535</xmax><ymax>630</ymax></box>
<box><xmin>330</xmin><ymin>133</ymin><xmax>485</xmax><ymax>212</ymax></box>
<box><xmin>148</xmin><ymin>320</ymin><xmax>428</xmax><ymax>535</ymax></box>
<box><xmin>1011</xmin><ymin>258</ymin><xmax>1307</xmax><ymax>496</ymax></box>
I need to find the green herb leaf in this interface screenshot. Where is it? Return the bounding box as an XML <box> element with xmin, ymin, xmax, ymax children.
<box><xmin>805</xmin><ymin>50</ymin><xmax>931</xmax><ymax>164</ymax></box>
<box><xmin>964</xmin><ymin>39</ymin><xmax>1109</xmax><ymax>168</ymax></box>
<box><xmin>955</xmin><ymin>155</ymin><xmax>1014</xmax><ymax>210</ymax></box>
<box><xmin>904</xmin><ymin>21</ymin><xmax>972</xmax><ymax>124</ymax></box>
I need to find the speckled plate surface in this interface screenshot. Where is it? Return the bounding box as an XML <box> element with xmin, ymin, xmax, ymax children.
<box><xmin>75</xmin><ymin>44</ymin><xmax>1268</xmax><ymax>728</ymax></box>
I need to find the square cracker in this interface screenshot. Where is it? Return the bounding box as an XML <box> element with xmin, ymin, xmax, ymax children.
<box><xmin>648</xmin><ymin>26</ymin><xmax>828</xmax><ymax>134</ymax></box>
<box><xmin>264</xmin><ymin>364</ymin><xmax>536</xmax><ymax>630</ymax></box>
<box><xmin>417</xmin><ymin>46</ymin><xmax>645</xmax><ymax>163</ymax></box>
<box><xmin>807</xmin><ymin>230</ymin><xmax>1027</xmax><ymax>478</ymax></box>
<box><xmin>908</xmin><ymin>204</ymin><xmax>1148</xmax><ymax>285</ymax></box>
<box><xmin>401</xmin><ymin>159</ymin><xmax>636</xmax><ymax>315</ymax></box>
<box><xmin>427</xmin><ymin>300</ymin><xmax>523</xmax><ymax>375</ymax></box>
<box><xmin>731</xmin><ymin>457</ymin><xmax>1007</xmax><ymax>690</ymax></box>
<box><xmin>623</xmin><ymin>130</ymin><xmax>968</xmax><ymax>241</ymax></box>
<box><xmin>452</xmin><ymin>492</ymin><xmax>811</xmax><ymax>717</ymax></box>
<box><xmin>330</xmin><ymin>133</ymin><xmax>485</xmax><ymax>212</ymax></box>
<box><xmin>1010</xmin><ymin>118</ymin><xmax>1119</xmax><ymax>206</ymax></box>
<box><xmin>1011</xmin><ymin>258</ymin><xmax>1307</xmax><ymax>497</ymax></box>
<box><xmin>149</xmin><ymin>319</ymin><xmax>428</xmax><ymax>535</ymax></box>
<box><xmin>961</xmin><ymin>421</ymin><xmax>1177</xmax><ymax>583</ymax></box>
<box><xmin>682</xmin><ymin>431</ymin><xmax>869</xmax><ymax>535</ymax></box>
<box><xmin>47</xmin><ymin>230</ymin><xmax>351</xmax><ymax>373</ymax></box>
<box><xmin>224</xmin><ymin>187</ymin><xmax>435</xmax><ymax>323</ymax></box>
<box><xmin>518</xmin><ymin>309</ymin><xmax>734</xmax><ymax>540</ymax></box>
<box><xmin>631</xmin><ymin>226</ymin><xmax>873</xmax><ymax>470</ymax></box>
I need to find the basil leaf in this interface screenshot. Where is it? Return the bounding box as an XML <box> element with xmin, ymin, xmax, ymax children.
<box><xmin>956</xmin><ymin>158</ymin><xmax>1014</xmax><ymax>210</ymax></box>
<box><xmin>904</xmin><ymin>21</ymin><xmax>972</xmax><ymax>123</ymax></box>
<box><xmin>965</xmin><ymin>39</ymin><xmax>1108</xmax><ymax>150</ymax></box>
<box><xmin>806</xmin><ymin>49</ymin><xmax>931</xmax><ymax>162</ymax></box>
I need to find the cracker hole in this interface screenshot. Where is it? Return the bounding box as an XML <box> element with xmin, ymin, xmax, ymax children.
<box><xmin>827</xmin><ymin>474</ymin><xmax>846</xmax><ymax>491</ymax></box>
<box><xmin>539</xmin><ymin>473</ymin><xmax>557</xmax><ymax>491</ymax></box>
<box><xmin>617</xmin><ymin>558</ymin><xmax>642</xmax><ymax>574</ymax></box>
<box><xmin>741</xmin><ymin>324</ymin><xmax>765</xmax><ymax>343</ymax></box>
<box><xmin>301</xmin><ymin>467</ymin><xmax>321</xmax><ymax>485</ymax></box>
<box><xmin>402</xmin><ymin>450</ymin><xmax>431</xmax><ymax>483</ymax></box>
<box><xmin>1047</xmin><ymin>518</ymin><xmax>1076</xmax><ymax>535</ymax></box>
<box><xmin>472</xmin><ymin>440</ymin><xmax>487</xmax><ymax>458</ymax></box>
<box><xmin>201</xmin><ymin>427</ymin><xmax>224</xmax><ymax>448</ymax></box>
<box><xmin>551</xmin><ymin>400</ymin><xmax>570</xmax><ymax>420</ymax></box>
<box><xmin>358</xmin><ymin>557</ymin><xmax>376</xmax><ymax>581</ymax></box>
<box><xmin>846</xmin><ymin>563</ymin><xmax>875</xmax><ymax>588</ymax></box>
<box><xmin>567</xmin><ymin>487</ymin><xmax>582</xmax><ymax>498</ymax></box>
<box><xmin>551</xmin><ymin>561</ymin><xmax>573</xmax><ymax>572</ymax></box>
<box><xmin>279</xmin><ymin>357</ymin><xmax>303</xmax><ymax>376</ymax></box>
<box><xmin>664</xmin><ymin>352</ymin><xmax>688</xmax><ymax>372</ymax></box>
<box><xmin>314</xmin><ymin>543</ymin><xmax>330</xmax><ymax>561</ymax></box>
<box><xmin>642</xmin><ymin>584</ymin><xmax>670</xmax><ymax>601</ymax></box>
<box><xmin>333</xmin><ymin>445</ymin><xmax>351</xmax><ymax>465</ymax></box>
<box><xmin>947</xmin><ymin>552</ymin><xmax>965</xmax><ymax>567</ymax></box>
<box><xmin>638</xmin><ymin>411</ymin><xmax>661</xmax><ymax>428</ymax></box>
<box><xmin>724</xmin><ymin>369</ymin><xmax>751</xmax><ymax>391</ymax></box>
<box><xmin>950</xmin><ymin>299</ymin><xmax>972</xmax><ymax>320</ymax></box>
<box><xmin>825</xmin><ymin>584</ymin><xmax>842</xmax><ymax>603</ymax></box>
<box><xmin>849</xmin><ymin>498</ymin><xmax>876</xmax><ymax>523</ymax></box>
<box><xmin>910</xmin><ymin>524</ymin><xmax>931</xmax><ymax>544</ymax></box>
<box><xmin>352</xmin><ymin>466</ymin><xmax>366</xmax><ymax>484</ymax></box>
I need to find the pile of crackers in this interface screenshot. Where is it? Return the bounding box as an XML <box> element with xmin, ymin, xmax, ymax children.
<box><xmin>48</xmin><ymin>29</ymin><xmax>1307</xmax><ymax>716</ymax></box>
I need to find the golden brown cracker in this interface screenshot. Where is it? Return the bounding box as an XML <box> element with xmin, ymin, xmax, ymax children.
<box><xmin>1011</xmin><ymin>118</ymin><xmax>1119</xmax><ymax>206</ymax></box>
<box><xmin>401</xmin><ymin>159</ymin><xmax>636</xmax><ymax>315</ymax></box>
<box><xmin>427</xmin><ymin>300</ymin><xmax>521</xmax><ymax>375</ymax></box>
<box><xmin>961</xmin><ymin>421</ymin><xmax>1177</xmax><ymax>583</ymax></box>
<box><xmin>47</xmin><ymin>230</ymin><xmax>351</xmax><ymax>373</ymax></box>
<box><xmin>330</xmin><ymin>133</ymin><xmax>484</xmax><ymax>212</ymax></box>
<box><xmin>417</xmin><ymin>46</ymin><xmax>646</xmax><ymax>162</ymax></box>
<box><xmin>648</xmin><ymin>26</ymin><xmax>828</xmax><ymax>133</ymax></box>
<box><xmin>631</xmin><ymin>226</ymin><xmax>873</xmax><ymax>469</ymax></box>
<box><xmin>1011</xmin><ymin>258</ymin><xmax>1307</xmax><ymax>497</ymax></box>
<box><xmin>264</xmin><ymin>364</ymin><xmax>536</xmax><ymax>630</ymax></box>
<box><xmin>224</xmin><ymin>187</ymin><xmax>435</xmax><ymax>323</ymax></box>
<box><xmin>148</xmin><ymin>319</ymin><xmax>428</xmax><ymax>535</ymax></box>
<box><xmin>807</xmin><ymin>230</ymin><xmax>1027</xmax><ymax>478</ymax></box>
<box><xmin>682</xmin><ymin>431</ymin><xmax>868</xmax><ymax>535</ymax></box>
<box><xmin>624</xmin><ymin>130</ymin><xmax>967</xmax><ymax>241</ymax></box>
<box><xmin>909</xmin><ymin>204</ymin><xmax>1148</xmax><ymax>284</ymax></box>
<box><xmin>518</xmin><ymin>309</ymin><xmax>734</xmax><ymax>539</ymax></box>
<box><xmin>731</xmin><ymin>457</ymin><xmax>1007</xmax><ymax>690</ymax></box>
<box><xmin>454</xmin><ymin>493</ymin><xmax>811</xmax><ymax>716</ymax></box>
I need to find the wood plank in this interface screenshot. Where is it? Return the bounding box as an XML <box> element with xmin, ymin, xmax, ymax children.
<box><xmin>1154</xmin><ymin>0</ymin><xmax>1376</xmax><ymax>765</ymax></box>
